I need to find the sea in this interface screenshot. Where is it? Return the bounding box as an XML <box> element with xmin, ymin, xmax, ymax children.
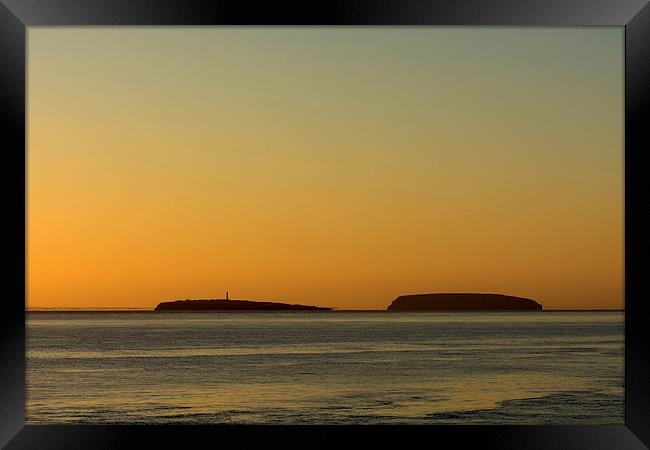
<box><xmin>26</xmin><ymin>311</ymin><xmax>624</xmax><ymax>424</ymax></box>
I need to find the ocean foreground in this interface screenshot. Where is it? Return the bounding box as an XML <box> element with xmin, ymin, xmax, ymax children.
<box><xmin>26</xmin><ymin>310</ymin><xmax>623</xmax><ymax>424</ymax></box>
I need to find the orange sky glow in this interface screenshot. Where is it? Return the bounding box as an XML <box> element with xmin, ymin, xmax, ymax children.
<box><xmin>27</xmin><ymin>28</ymin><xmax>623</xmax><ymax>310</ymax></box>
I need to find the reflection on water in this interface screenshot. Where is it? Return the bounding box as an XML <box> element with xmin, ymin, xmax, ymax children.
<box><xmin>27</xmin><ymin>311</ymin><xmax>623</xmax><ymax>424</ymax></box>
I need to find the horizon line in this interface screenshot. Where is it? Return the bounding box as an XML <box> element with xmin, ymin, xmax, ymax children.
<box><xmin>26</xmin><ymin>307</ymin><xmax>625</xmax><ymax>312</ymax></box>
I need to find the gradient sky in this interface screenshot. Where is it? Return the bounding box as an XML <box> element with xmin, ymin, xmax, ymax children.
<box><xmin>27</xmin><ymin>27</ymin><xmax>623</xmax><ymax>310</ymax></box>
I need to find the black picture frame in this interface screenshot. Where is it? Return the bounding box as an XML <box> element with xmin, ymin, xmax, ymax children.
<box><xmin>1</xmin><ymin>0</ymin><xmax>648</xmax><ymax>448</ymax></box>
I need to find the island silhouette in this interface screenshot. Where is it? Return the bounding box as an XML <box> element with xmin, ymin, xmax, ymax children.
<box><xmin>154</xmin><ymin>298</ymin><xmax>332</xmax><ymax>311</ymax></box>
<box><xmin>387</xmin><ymin>293</ymin><xmax>542</xmax><ymax>311</ymax></box>
<box><xmin>154</xmin><ymin>293</ymin><xmax>542</xmax><ymax>311</ymax></box>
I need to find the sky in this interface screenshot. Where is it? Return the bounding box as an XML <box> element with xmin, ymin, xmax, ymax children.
<box><xmin>27</xmin><ymin>27</ymin><xmax>623</xmax><ymax>310</ymax></box>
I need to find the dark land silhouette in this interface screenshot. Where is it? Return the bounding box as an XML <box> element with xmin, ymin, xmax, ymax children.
<box><xmin>154</xmin><ymin>299</ymin><xmax>332</xmax><ymax>311</ymax></box>
<box><xmin>387</xmin><ymin>293</ymin><xmax>542</xmax><ymax>311</ymax></box>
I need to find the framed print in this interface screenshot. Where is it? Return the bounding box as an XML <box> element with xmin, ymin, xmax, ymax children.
<box><xmin>1</xmin><ymin>0</ymin><xmax>649</xmax><ymax>448</ymax></box>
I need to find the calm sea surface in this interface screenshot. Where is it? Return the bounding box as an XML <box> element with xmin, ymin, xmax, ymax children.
<box><xmin>27</xmin><ymin>311</ymin><xmax>623</xmax><ymax>424</ymax></box>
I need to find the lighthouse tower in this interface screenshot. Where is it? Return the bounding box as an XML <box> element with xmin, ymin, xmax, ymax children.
<box><xmin>226</xmin><ymin>291</ymin><xmax>229</xmax><ymax>300</ymax></box>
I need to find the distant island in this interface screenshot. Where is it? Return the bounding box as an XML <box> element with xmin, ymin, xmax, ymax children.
<box><xmin>387</xmin><ymin>293</ymin><xmax>542</xmax><ymax>311</ymax></box>
<box><xmin>154</xmin><ymin>298</ymin><xmax>332</xmax><ymax>311</ymax></box>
